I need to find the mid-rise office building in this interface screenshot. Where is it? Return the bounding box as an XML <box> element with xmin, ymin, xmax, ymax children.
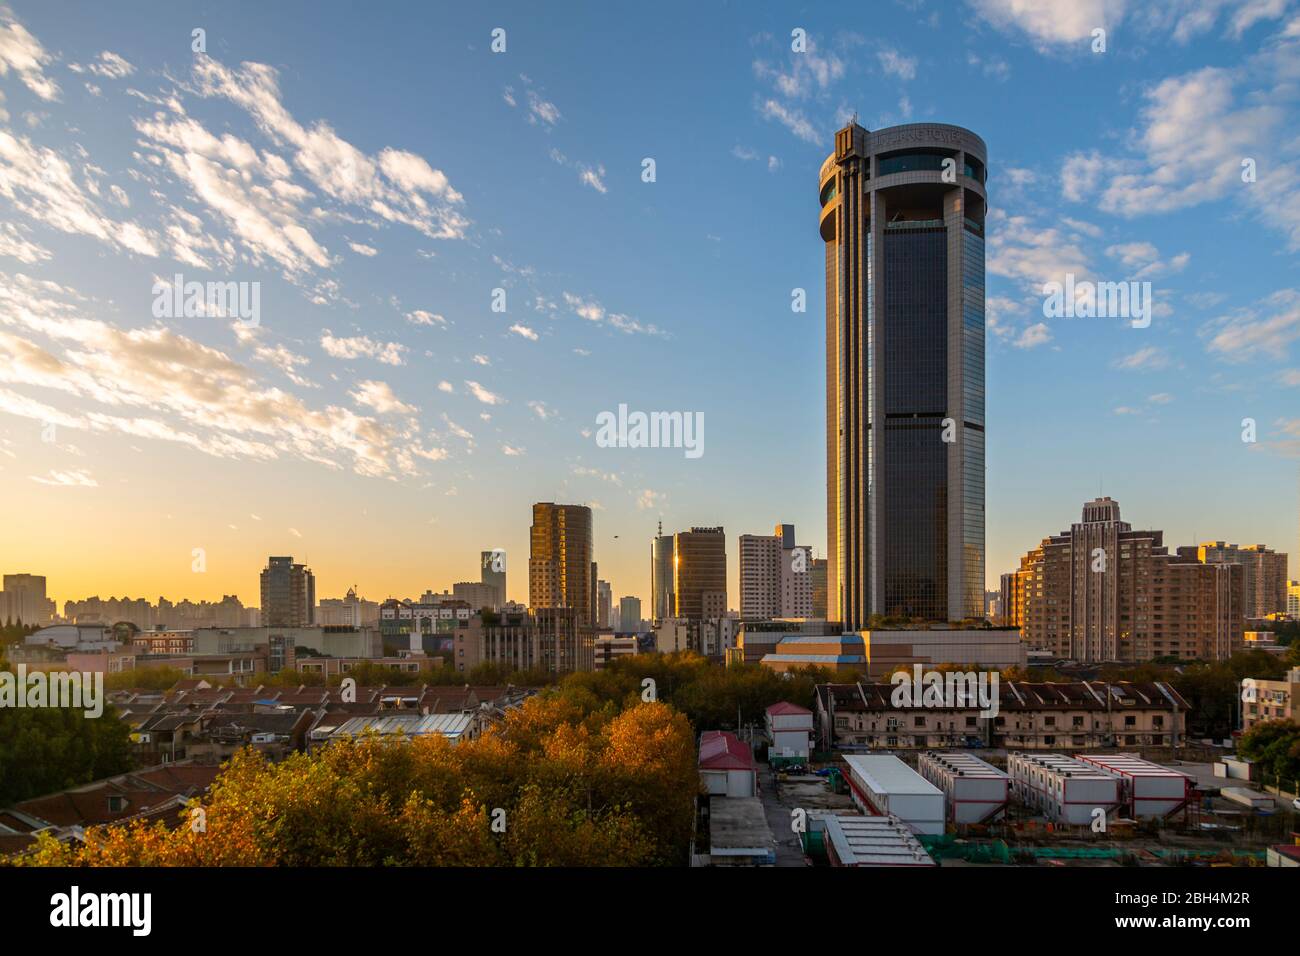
<box><xmin>739</xmin><ymin>523</ymin><xmax>813</xmax><ymax>620</ymax></box>
<box><xmin>259</xmin><ymin>557</ymin><xmax>315</xmax><ymax>628</ymax></box>
<box><xmin>673</xmin><ymin>527</ymin><xmax>727</xmax><ymax>619</ymax></box>
<box><xmin>1003</xmin><ymin>498</ymin><xmax>1245</xmax><ymax>662</ymax></box>
<box><xmin>528</xmin><ymin>503</ymin><xmax>596</xmax><ymax>627</ymax></box>
<box><xmin>474</xmin><ymin>605</ymin><xmax>594</xmax><ymax>674</ymax></box>
<box><xmin>820</xmin><ymin>121</ymin><xmax>988</xmax><ymax>628</ymax></box>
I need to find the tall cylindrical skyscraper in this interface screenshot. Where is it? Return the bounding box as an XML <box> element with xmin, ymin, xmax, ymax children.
<box><xmin>819</xmin><ymin>122</ymin><xmax>987</xmax><ymax>627</ymax></box>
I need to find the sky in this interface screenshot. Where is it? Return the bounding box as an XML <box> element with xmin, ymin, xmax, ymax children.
<box><xmin>0</xmin><ymin>0</ymin><xmax>1297</xmax><ymax>613</ymax></box>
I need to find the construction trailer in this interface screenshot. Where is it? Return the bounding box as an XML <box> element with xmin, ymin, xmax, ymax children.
<box><xmin>822</xmin><ymin>814</ymin><xmax>937</xmax><ymax>867</ymax></box>
<box><xmin>841</xmin><ymin>754</ymin><xmax>945</xmax><ymax>835</ymax></box>
<box><xmin>1006</xmin><ymin>752</ymin><xmax>1120</xmax><ymax>826</ymax></box>
<box><xmin>1075</xmin><ymin>753</ymin><xmax>1193</xmax><ymax>819</ymax></box>
<box><xmin>917</xmin><ymin>751</ymin><xmax>1009</xmax><ymax>824</ymax></box>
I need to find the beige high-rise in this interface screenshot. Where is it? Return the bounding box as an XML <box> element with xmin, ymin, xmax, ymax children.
<box><xmin>1004</xmin><ymin>498</ymin><xmax>1245</xmax><ymax>662</ymax></box>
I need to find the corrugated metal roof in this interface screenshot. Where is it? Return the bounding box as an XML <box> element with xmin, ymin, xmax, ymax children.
<box><xmin>330</xmin><ymin>713</ymin><xmax>473</xmax><ymax>740</ymax></box>
<box><xmin>824</xmin><ymin>815</ymin><xmax>935</xmax><ymax>866</ymax></box>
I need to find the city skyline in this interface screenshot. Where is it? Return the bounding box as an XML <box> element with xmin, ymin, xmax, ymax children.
<box><xmin>1</xmin><ymin>2</ymin><xmax>1299</xmax><ymax>612</ymax></box>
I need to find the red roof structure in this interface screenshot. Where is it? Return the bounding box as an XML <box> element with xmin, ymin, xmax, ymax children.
<box><xmin>765</xmin><ymin>701</ymin><xmax>813</xmax><ymax>717</ymax></box>
<box><xmin>698</xmin><ymin>730</ymin><xmax>756</xmax><ymax>771</ymax></box>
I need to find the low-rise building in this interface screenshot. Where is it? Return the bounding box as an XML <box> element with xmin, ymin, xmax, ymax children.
<box><xmin>1241</xmin><ymin>667</ymin><xmax>1300</xmax><ymax>730</ymax></box>
<box><xmin>592</xmin><ymin>634</ymin><xmax>638</xmax><ymax>670</ymax></box>
<box><xmin>841</xmin><ymin>754</ymin><xmax>945</xmax><ymax>835</ymax></box>
<box><xmin>698</xmin><ymin>730</ymin><xmax>757</xmax><ymax>798</ymax></box>
<box><xmin>814</xmin><ymin>680</ymin><xmax>1188</xmax><ymax>751</ymax></box>
<box><xmin>764</xmin><ymin>702</ymin><xmax>813</xmax><ymax>767</ymax></box>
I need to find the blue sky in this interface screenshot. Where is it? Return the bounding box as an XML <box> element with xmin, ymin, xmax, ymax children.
<box><xmin>0</xmin><ymin>0</ymin><xmax>1297</xmax><ymax>610</ymax></box>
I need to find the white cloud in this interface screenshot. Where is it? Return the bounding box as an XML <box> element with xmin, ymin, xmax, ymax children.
<box><xmin>0</xmin><ymin>130</ymin><xmax>159</xmax><ymax>256</ymax></box>
<box><xmin>877</xmin><ymin>48</ymin><xmax>917</xmax><ymax>81</ymax></box>
<box><xmin>1203</xmin><ymin>289</ymin><xmax>1300</xmax><ymax>360</ymax></box>
<box><xmin>191</xmin><ymin>56</ymin><xmax>468</xmax><ymax>242</ymax></box>
<box><xmin>636</xmin><ymin>489</ymin><xmax>664</xmax><ymax>510</ymax></box>
<box><xmin>348</xmin><ymin>241</ymin><xmax>378</xmax><ymax>256</ymax></box>
<box><xmin>405</xmin><ymin>309</ymin><xmax>445</xmax><ymax>326</ymax></box>
<box><xmin>1013</xmin><ymin>322</ymin><xmax>1052</xmax><ymax>349</ymax></box>
<box><xmin>968</xmin><ymin>0</ymin><xmax>1126</xmax><ymax>48</ymax></box>
<box><xmin>85</xmin><ymin>51</ymin><xmax>134</xmax><ymax>80</ymax></box>
<box><xmin>465</xmin><ymin>380</ymin><xmax>505</xmax><ymax>405</ymax></box>
<box><xmin>1112</xmin><ymin>345</ymin><xmax>1172</xmax><ymax>371</ymax></box>
<box><xmin>509</xmin><ymin>323</ymin><xmax>538</xmax><ymax>340</ymax></box>
<box><xmin>759</xmin><ymin>99</ymin><xmax>819</xmax><ymax>143</ymax></box>
<box><xmin>0</xmin><ymin>222</ymin><xmax>51</xmax><ymax>263</ymax></box>
<box><xmin>349</xmin><ymin>379</ymin><xmax>415</xmax><ymax>415</ymax></box>
<box><xmin>561</xmin><ymin>291</ymin><xmax>665</xmax><ymax>337</ymax></box>
<box><xmin>30</xmin><ymin>468</ymin><xmax>96</xmax><ymax>487</ymax></box>
<box><xmin>0</xmin><ymin>12</ymin><xmax>59</xmax><ymax>100</ymax></box>
<box><xmin>319</xmin><ymin>329</ymin><xmax>407</xmax><ymax>365</ymax></box>
<box><xmin>0</xmin><ymin>273</ymin><xmax>423</xmax><ymax>479</ymax></box>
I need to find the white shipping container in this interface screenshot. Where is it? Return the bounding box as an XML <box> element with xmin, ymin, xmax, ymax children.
<box><xmin>1007</xmin><ymin>753</ymin><xmax>1120</xmax><ymax>826</ymax></box>
<box><xmin>841</xmin><ymin>754</ymin><xmax>945</xmax><ymax>835</ymax></box>
<box><xmin>1076</xmin><ymin>753</ymin><xmax>1192</xmax><ymax>819</ymax></box>
<box><xmin>917</xmin><ymin>751</ymin><xmax>1009</xmax><ymax>824</ymax></box>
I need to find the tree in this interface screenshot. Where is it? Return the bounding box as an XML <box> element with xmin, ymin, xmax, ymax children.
<box><xmin>1238</xmin><ymin>719</ymin><xmax>1300</xmax><ymax>786</ymax></box>
<box><xmin>0</xmin><ymin>703</ymin><xmax>134</xmax><ymax>806</ymax></box>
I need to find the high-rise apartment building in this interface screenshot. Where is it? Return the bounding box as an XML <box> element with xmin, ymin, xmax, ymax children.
<box><xmin>673</xmin><ymin>527</ymin><xmax>727</xmax><ymax>619</ymax></box>
<box><xmin>1288</xmin><ymin>580</ymin><xmax>1300</xmax><ymax>619</ymax></box>
<box><xmin>529</xmin><ymin>503</ymin><xmax>595</xmax><ymax>627</ymax></box>
<box><xmin>739</xmin><ymin>523</ymin><xmax>813</xmax><ymax>619</ymax></box>
<box><xmin>1004</xmin><ymin>499</ymin><xmax>1244</xmax><ymax>662</ymax></box>
<box><xmin>651</xmin><ymin>521</ymin><xmax>675</xmax><ymax>624</ymax></box>
<box><xmin>618</xmin><ymin>595</ymin><xmax>642</xmax><ymax>633</ymax></box>
<box><xmin>259</xmin><ymin>557</ymin><xmax>315</xmax><ymax>627</ymax></box>
<box><xmin>480</xmin><ymin>549</ymin><xmax>507</xmax><ymax>607</ymax></box>
<box><xmin>820</xmin><ymin>122</ymin><xmax>987</xmax><ymax>627</ymax></box>
<box><xmin>1</xmin><ymin>573</ymin><xmax>53</xmax><ymax>625</ymax></box>
<box><xmin>1187</xmin><ymin>542</ymin><xmax>1288</xmax><ymax>618</ymax></box>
